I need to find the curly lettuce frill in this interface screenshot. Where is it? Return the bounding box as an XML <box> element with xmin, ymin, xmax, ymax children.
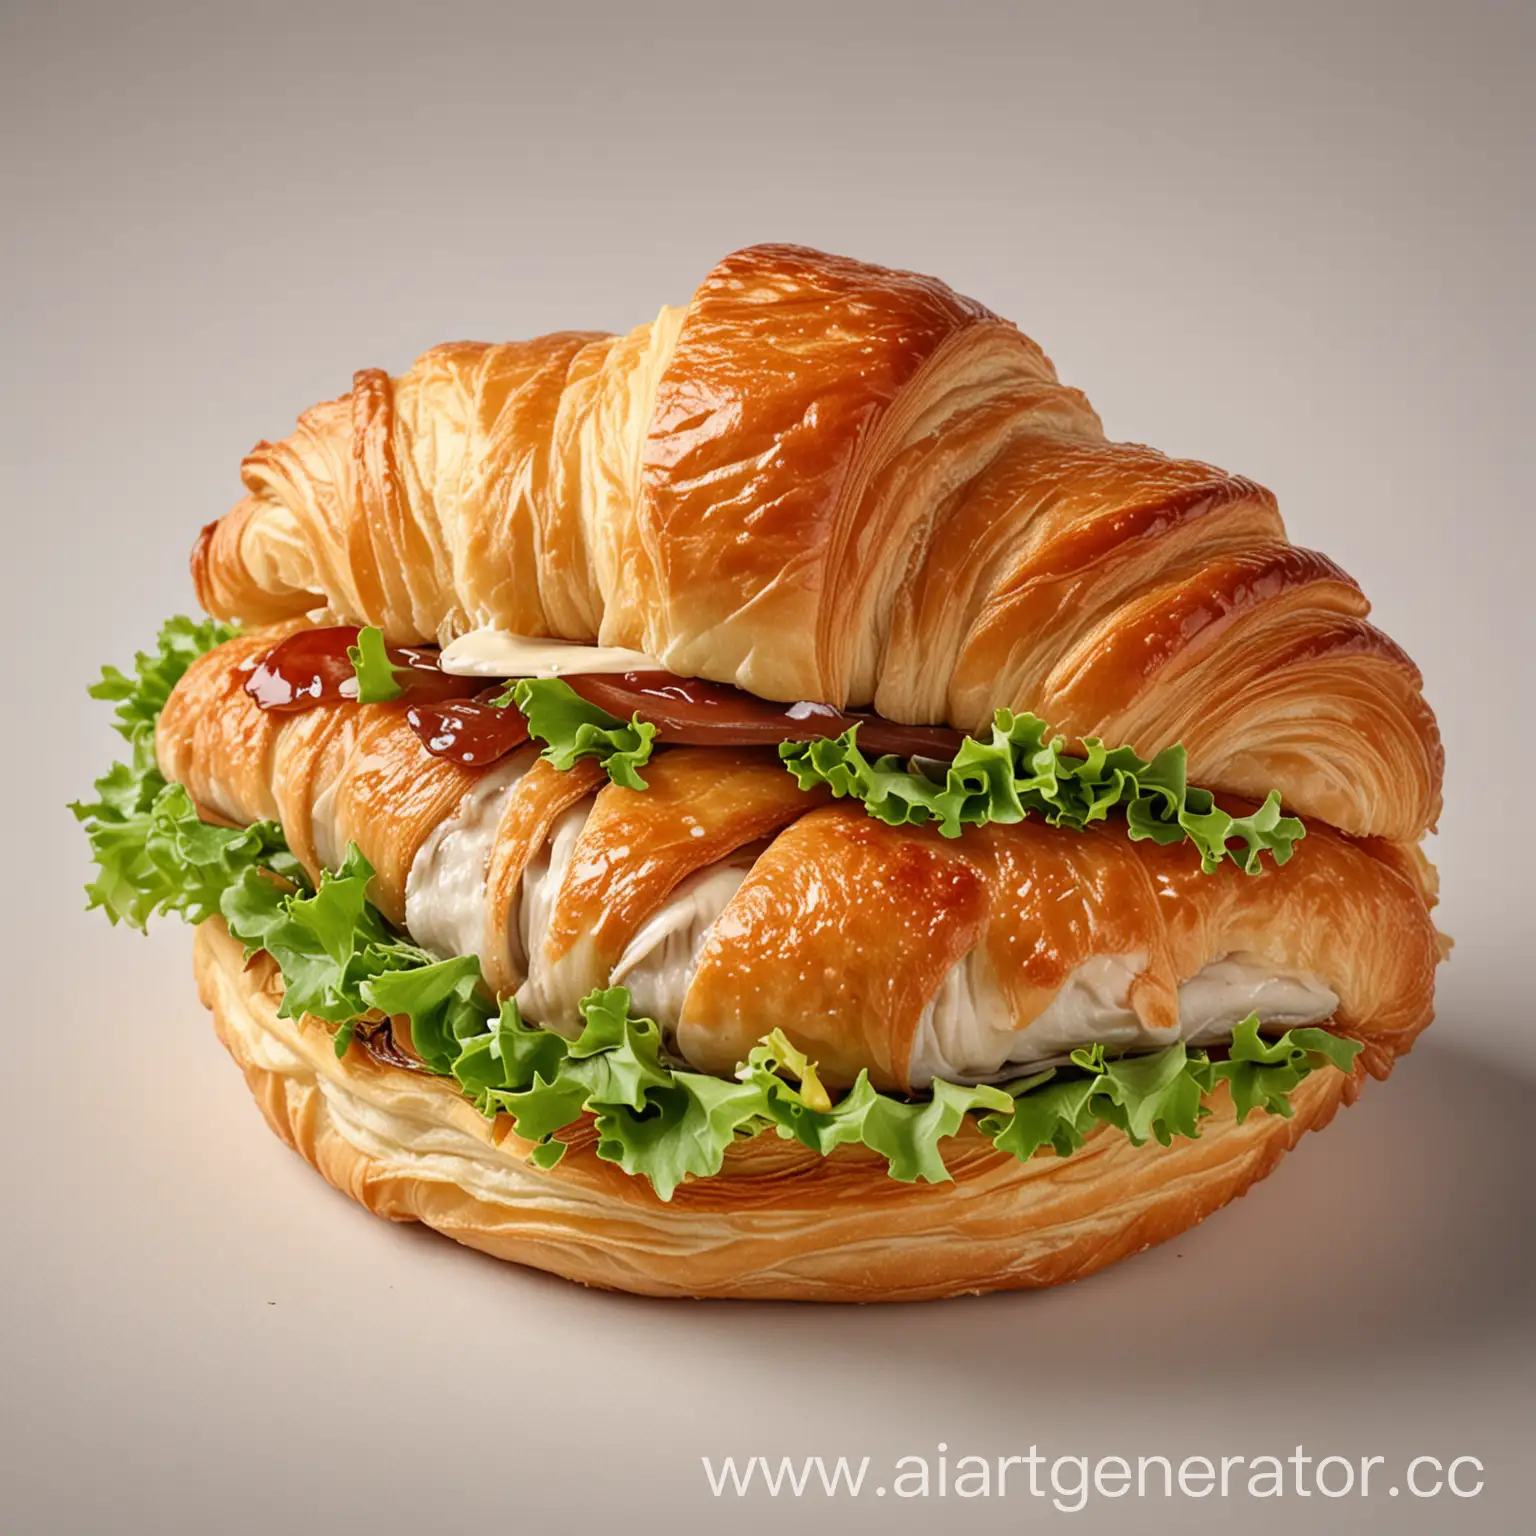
<box><xmin>68</xmin><ymin>614</ymin><xmax>269</xmax><ymax>927</ymax></box>
<box><xmin>492</xmin><ymin>676</ymin><xmax>657</xmax><ymax>790</ymax></box>
<box><xmin>780</xmin><ymin>710</ymin><xmax>1306</xmax><ymax>874</ymax></box>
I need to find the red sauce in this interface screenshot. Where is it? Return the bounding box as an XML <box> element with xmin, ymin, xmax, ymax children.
<box><xmin>562</xmin><ymin>671</ymin><xmax>966</xmax><ymax>760</ymax></box>
<box><xmin>243</xmin><ymin>625</ymin><xmax>354</xmax><ymax>710</ymax></box>
<box><xmin>406</xmin><ymin>691</ymin><xmax>532</xmax><ymax>766</ymax></box>
<box><xmin>243</xmin><ymin>625</ymin><xmax>480</xmax><ymax>712</ymax></box>
<box><xmin>245</xmin><ymin>628</ymin><xmax>965</xmax><ymax>766</ymax></box>
<box><xmin>355</xmin><ymin>1022</ymin><xmax>427</xmax><ymax>1073</ymax></box>
<box><xmin>244</xmin><ymin>625</ymin><xmax>525</xmax><ymax>765</ymax></box>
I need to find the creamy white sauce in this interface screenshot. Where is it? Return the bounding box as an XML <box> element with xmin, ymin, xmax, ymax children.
<box><xmin>907</xmin><ymin>950</ymin><xmax>1339</xmax><ymax>1087</ymax></box>
<box><xmin>439</xmin><ymin>629</ymin><xmax>665</xmax><ymax>678</ymax></box>
<box><xmin>401</xmin><ymin>775</ymin><xmax>750</xmax><ymax>1037</ymax></box>
<box><xmin>611</xmin><ymin>862</ymin><xmax>752</xmax><ymax>1033</ymax></box>
<box><xmin>514</xmin><ymin>801</ymin><xmax>596</xmax><ymax>1032</ymax></box>
<box><xmin>1178</xmin><ymin>957</ymin><xmax>1342</xmax><ymax>1042</ymax></box>
<box><xmin>404</xmin><ymin>752</ymin><xmax>536</xmax><ymax>962</ymax></box>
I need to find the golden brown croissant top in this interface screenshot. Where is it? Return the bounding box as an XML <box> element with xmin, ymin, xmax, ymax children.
<box><xmin>193</xmin><ymin>244</ymin><xmax>1442</xmax><ymax>841</ymax></box>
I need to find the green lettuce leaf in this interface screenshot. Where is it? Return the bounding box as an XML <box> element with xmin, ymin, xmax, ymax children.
<box><xmin>978</xmin><ymin>1039</ymin><xmax>1219</xmax><ymax>1162</ymax></box>
<box><xmin>220</xmin><ymin>846</ymin><xmax>427</xmax><ymax>1027</ymax></box>
<box><xmin>493</xmin><ymin>677</ymin><xmax>657</xmax><ymax>789</ymax></box>
<box><xmin>70</xmin><ymin>616</ymin><xmax>251</xmax><ymax>927</ymax></box>
<box><xmin>72</xmin><ymin>779</ymin><xmax>297</xmax><ymax>931</ymax></box>
<box><xmin>462</xmin><ymin>987</ymin><xmax>766</xmax><ymax>1198</ymax></box>
<box><xmin>346</xmin><ymin>625</ymin><xmax>404</xmax><ymax>703</ymax></box>
<box><xmin>1213</xmin><ymin>1015</ymin><xmax>1363</xmax><ymax>1122</ymax></box>
<box><xmin>451</xmin><ymin>1004</ymin><xmax>569</xmax><ymax>1104</ymax></box>
<box><xmin>454</xmin><ymin>994</ymin><xmax>1360</xmax><ymax>1197</ymax></box>
<box><xmin>219</xmin><ymin>848</ymin><xmax>499</xmax><ymax>1062</ymax></box>
<box><xmin>365</xmin><ymin>956</ymin><xmax>489</xmax><ymax>1074</ymax></box>
<box><xmin>591</xmin><ymin>1074</ymin><xmax>768</xmax><ymax>1197</ymax></box>
<box><xmin>978</xmin><ymin>1025</ymin><xmax>1362</xmax><ymax>1160</ymax></box>
<box><xmin>738</xmin><ymin>1029</ymin><xmax>1013</xmax><ymax>1183</ymax></box>
<box><xmin>86</xmin><ymin>614</ymin><xmax>236</xmax><ymax>758</ymax></box>
<box><xmin>780</xmin><ymin>710</ymin><xmax>1305</xmax><ymax>874</ymax></box>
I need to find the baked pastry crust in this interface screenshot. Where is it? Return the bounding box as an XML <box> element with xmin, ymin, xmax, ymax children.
<box><xmin>198</xmin><ymin>919</ymin><xmax>1367</xmax><ymax>1302</ymax></box>
<box><xmin>191</xmin><ymin>244</ymin><xmax>1442</xmax><ymax>839</ymax></box>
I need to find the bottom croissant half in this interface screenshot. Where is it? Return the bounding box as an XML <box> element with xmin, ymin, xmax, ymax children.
<box><xmin>199</xmin><ymin>919</ymin><xmax>1367</xmax><ymax>1302</ymax></box>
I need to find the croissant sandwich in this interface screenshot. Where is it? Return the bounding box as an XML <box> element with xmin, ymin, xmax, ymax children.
<box><xmin>76</xmin><ymin>244</ymin><xmax>1445</xmax><ymax>1301</ymax></box>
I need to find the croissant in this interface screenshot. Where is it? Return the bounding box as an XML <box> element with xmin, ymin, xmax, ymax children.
<box><xmin>76</xmin><ymin>244</ymin><xmax>1447</xmax><ymax>1301</ymax></box>
<box><xmin>193</xmin><ymin>244</ymin><xmax>1441</xmax><ymax>841</ymax></box>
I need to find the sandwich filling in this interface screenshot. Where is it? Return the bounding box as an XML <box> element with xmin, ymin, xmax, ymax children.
<box><xmin>74</xmin><ymin>617</ymin><xmax>1362</xmax><ymax>1199</ymax></box>
<box><xmin>404</xmin><ymin>763</ymin><xmax>1339</xmax><ymax>1085</ymax></box>
<box><xmin>306</xmin><ymin>621</ymin><xmax>1306</xmax><ymax>871</ymax></box>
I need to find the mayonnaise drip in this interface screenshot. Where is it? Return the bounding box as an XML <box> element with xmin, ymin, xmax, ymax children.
<box><xmin>438</xmin><ymin>629</ymin><xmax>665</xmax><ymax>678</ymax></box>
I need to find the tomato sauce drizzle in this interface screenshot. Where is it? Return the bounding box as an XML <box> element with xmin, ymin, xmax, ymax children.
<box><xmin>243</xmin><ymin>625</ymin><xmax>478</xmax><ymax>711</ymax></box>
<box><xmin>355</xmin><ymin>1021</ymin><xmax>427</xmax><ymax>1073</ymax></box>
<box><xmin>243</xmin><ymin>625</ymin><xmax>522</xmax><ymax>763</ymax></box>
<box><xmin>244</xmin><ymin>626</ymin><xmax>964</xmax><ymax>768</ymax></box>
<box><xmin>405</xmin><ymin>693</ymin><xmax>532</xmax><ymax>766</ymax></box>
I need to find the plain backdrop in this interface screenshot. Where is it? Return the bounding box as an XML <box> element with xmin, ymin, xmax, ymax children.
<box><xmin>2</xmin><ymin>2</ymin><xmax>1531</xmax><ymax>1533</ymax></box>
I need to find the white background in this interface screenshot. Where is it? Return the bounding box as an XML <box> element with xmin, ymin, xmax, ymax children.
<box><xmin>3</xmin><ymin>2</ymin><xmax>1531</xmax><ymax>1531</ymax></box>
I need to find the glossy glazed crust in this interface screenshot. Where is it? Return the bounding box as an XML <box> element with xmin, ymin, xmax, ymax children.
<box><xmin>161</xmin><ymin>631</ymin><xmax>1441</xmax><ymax>1092</ymax></box>
<box><xmin>156</xmin><ymin>624</ymin><xmax>483</xmax><ymax>928</ymax></box>
<box><xmin>198</xmin><ymin>918</ymin><xmax>1369</xmax><ymax>1301</ymax></box>
<box><xmin>678</xmin><ymin>800</ymin><xmax>1439</xmax><ymax>1089</ymax></box>
<box><xmin>190</xmin><ymin>243</ymin><xmax>1441</xmax><ymax>840</ymax></box>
